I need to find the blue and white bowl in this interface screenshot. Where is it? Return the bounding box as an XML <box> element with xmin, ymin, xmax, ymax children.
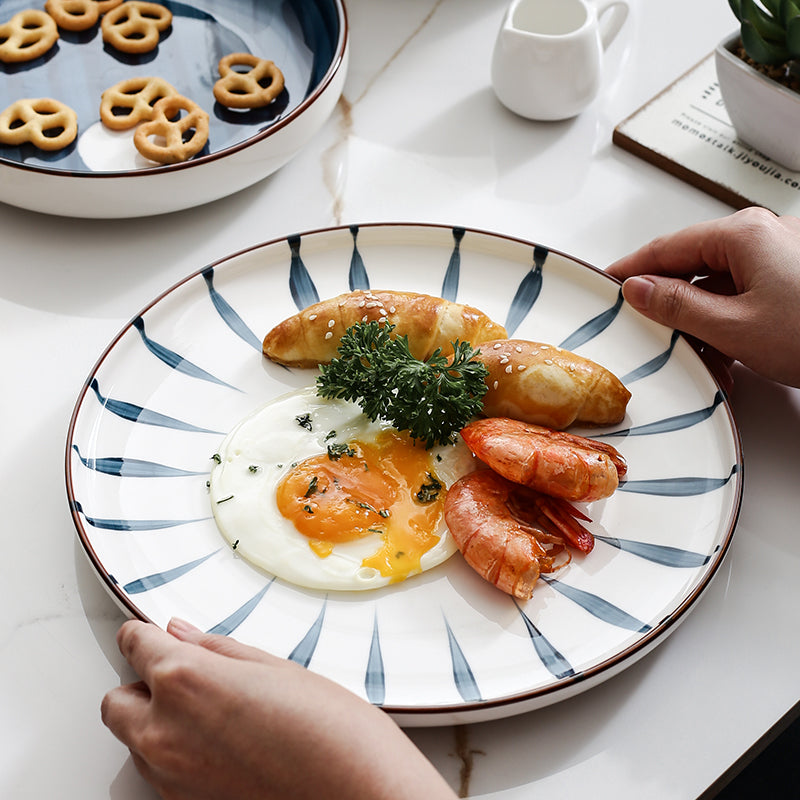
<box><xmin>0</xmin><ymin>0</ymin><xmax>348</xmax><ymax>218</ymax></box>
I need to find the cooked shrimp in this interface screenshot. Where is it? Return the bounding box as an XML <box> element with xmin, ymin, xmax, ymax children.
<box><xmin>444</xmin><ymin>469</ymin><xmax>594</xmax><ymax>600</ymax></box>
<box><xmin>460</xmin><ymin>417</ymin><xmax>626</xmax><ymax>503</ymax></box>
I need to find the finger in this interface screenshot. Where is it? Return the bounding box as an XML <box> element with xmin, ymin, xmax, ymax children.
<box><xmin>607</xmin><ymin>207</ymin><xmax>782</xmax><ymax>282</ymax></box>
<box><xmin>116</xmin><ymin>619</ymin><xmax>183</xmax><ymax>684</ymax></box>
<box><xmin>608</xmin><ymin>207</ymin><xmax>790</xmax><ymax>283</ymax></box>
<box><xmin>606</xmin><ymin>220</ymin><xmax>724</xmax><ymax>281</ymax></box>
<box><xmin>620</xmin><ymin>274</ymin><xmax>745</xmax><ymax>356</ymax></box>
<box><xmin>167</xmin><ymin>617</ymin><xmax>283</xmax><ymax>666</ymax></box>
<box><xmin>100</xmin><ymin>680</ymin><xmax>151</xmax><ymax>746</ymax></box>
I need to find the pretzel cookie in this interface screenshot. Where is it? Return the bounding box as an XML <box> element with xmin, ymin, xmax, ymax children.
<box><xmin>100</xmin><ymin>76</ymin><xmax>178</xmax><ymax>130</ymax></box>
<box><xmin>101</xmin><ymin>0</ymin><xmax>172</xmax><ymax>54</ymax></box>
<box><xmin>133</xmin><ymin>94</ymin><xmax>209</xmax><ymax>164</ymax></box>
<box><xmin>0</xmin><ymin>98</ymin><xmax>77</xmax><ymax>151</ymax></box>
<box><xmin>213</xmin><ymin>53</ymin><xmax>285</xmax><ymax>109</ymax></box>
<box><xmin>0</xmin><ymin>9</ymin><xmax>59</xmax><ymax>63</ymax></box>
<box><xmin>44</xmin><ymin>0</ymin><xmax>123</xmax><ymax>31</ymax></box>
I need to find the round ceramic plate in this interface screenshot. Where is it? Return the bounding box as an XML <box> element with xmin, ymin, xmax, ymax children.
<box><xmin>0</xmin><ymin>0</ymin><xmax>347</xmax><ymax>217</ymax></box>
<box><xmin>66</xmin><ymin>224</ymin><xmax>742</xmax><ymax>726</ymax></box>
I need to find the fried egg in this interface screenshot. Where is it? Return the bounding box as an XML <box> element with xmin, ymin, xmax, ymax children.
<box><xmin>209</xmin><ymin>387</ymin><xmax>476</xmax><ymax>591</ymax></box>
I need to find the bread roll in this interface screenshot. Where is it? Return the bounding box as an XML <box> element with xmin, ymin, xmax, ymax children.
<box><xmin>477</xmin><ymin>339</ymin><xmax>630</xmax><ymax>429</ymax></box>
<box><xmin>263</xmin><ymin>290</ymin><xmax>507</xmax><ymax>368</ymax></box>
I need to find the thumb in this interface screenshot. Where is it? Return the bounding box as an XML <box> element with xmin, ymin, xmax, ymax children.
<box><xmin>166</xmin><ymin>617</ymin><xmax>281</xmax><ymax>665</ymax></box>
<box><xmin>620</xmin><ymin>275</ymin><xmax>739</xmax><ymax>350</ymax></box>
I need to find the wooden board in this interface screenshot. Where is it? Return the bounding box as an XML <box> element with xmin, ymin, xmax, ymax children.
<box><xmin>613</xmin><ymin>53</ymin><xmax>800</xmax><ymax>215</ymax></box>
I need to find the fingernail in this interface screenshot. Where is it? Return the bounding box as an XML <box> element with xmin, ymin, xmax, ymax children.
<box><xmin>167</xmin><ymin>617</ymin><xmax>201</xmax><ymax>638</ymax></box>
<box><xmin>622</xmin><ymin>276</ymin><xmax>655</xmax><ymax>310</ymax></box>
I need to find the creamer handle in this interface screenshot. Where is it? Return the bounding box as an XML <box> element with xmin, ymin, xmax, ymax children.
<box><xmin>595</xmin><ymin>0</ymin><xmax>629</xmax><ymax>49</ymax></box>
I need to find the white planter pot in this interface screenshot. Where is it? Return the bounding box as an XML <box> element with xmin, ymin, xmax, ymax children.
<box><xmin>716</xmin><ymin>31</ymin><xmax>800</xmax><ymax>171</ymax></box>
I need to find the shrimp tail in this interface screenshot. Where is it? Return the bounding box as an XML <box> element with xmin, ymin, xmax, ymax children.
<box><xmin>537</xmin><ymin>495</ymin><xmax>595</xmax><ymax>553</ymax></box>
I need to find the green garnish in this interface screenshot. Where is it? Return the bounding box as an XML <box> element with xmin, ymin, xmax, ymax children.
<box><xmin>316</xmin><ymin>321</ymin><xmax>488</xmax><ymax>448</ymax></box>
<box><xmin>327</xmin><ymin>442</ymin><xmax>356</xmax><ymax>460</ymax></box>
<box><xmin>346</xmin><ymin>498</ymin><xmax>390</xmax><ymax>518</ymax></box>
<box><xmin>296</xmin><ymin>413</ymin><xmax>313</xmax><ymax>431</ymax></box>
<box><xmin>304</xmin><ymin>476</ymin><xmax>319</xmax><ymax>497</ymax></box>
<box><xmin>416</xmin><ymin>473</ymin><xmax>443</xmax><ymax>504</ymax></box>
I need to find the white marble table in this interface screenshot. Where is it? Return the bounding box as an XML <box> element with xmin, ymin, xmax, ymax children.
<box><xmin>3</xmin><ymin>0</ymin><xmax>800</xmax><ymax>797</ymax></box>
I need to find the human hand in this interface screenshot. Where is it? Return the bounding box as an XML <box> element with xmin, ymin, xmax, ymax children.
<box><xmin>606</xmin><ymin>207</ymin><xmax>800</xmax><ymax>388</ymax></box>
<box><xmin>101</xmin><ymin>618</ymin><xmax>457</xmax><ymax>800</ymax></box>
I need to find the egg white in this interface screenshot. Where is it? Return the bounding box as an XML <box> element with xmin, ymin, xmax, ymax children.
<box><xmin>209</xmin><ymin>386</ymin><xmax>475</xmax><ymax>591</ymax></box>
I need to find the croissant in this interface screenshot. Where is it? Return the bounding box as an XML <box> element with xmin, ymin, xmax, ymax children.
<box><xmin>476</xmin><ymin>339</ymin><xmax>630</xmax><ymax>429</ymax></box>
<box><xmin>262</xmin><ymin>290</ymin><xmax>508</xmax><ymax>367</ymax></box>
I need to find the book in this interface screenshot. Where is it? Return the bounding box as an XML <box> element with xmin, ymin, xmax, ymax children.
<box><xmin>613</xmin><ymin>53</ymin><xmax>800</xmax><ymax>214</ymax></box>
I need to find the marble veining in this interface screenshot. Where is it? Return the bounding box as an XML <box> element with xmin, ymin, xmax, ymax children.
<box><xmin>321</xmin><ymin>0</ymin><xmax>447</xmax><ymax>224</ymax></box>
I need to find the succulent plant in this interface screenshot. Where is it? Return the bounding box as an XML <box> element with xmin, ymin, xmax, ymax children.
<box><xmin>729</xmin><ymin>0</ymin><xmax>800</xmax><ymax>65</ymax></box>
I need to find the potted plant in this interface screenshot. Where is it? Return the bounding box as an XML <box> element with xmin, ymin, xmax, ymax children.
<box><xmin>715</xmin><ymin>0</ymin><xmax>800</xmax><ymax>169</ymax></box>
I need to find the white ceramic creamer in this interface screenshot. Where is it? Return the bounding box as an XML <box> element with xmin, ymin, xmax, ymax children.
<box><xmin>491</xmin><ymin>0</ymin><xmax>629</xmax><ymax>120</ymax></box>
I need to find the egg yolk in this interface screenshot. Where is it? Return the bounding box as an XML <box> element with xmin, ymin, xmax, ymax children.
<box><xmin>275</xmin><ymin>430</ymin><xmax>446</xmax><ymax>581</ymax></box>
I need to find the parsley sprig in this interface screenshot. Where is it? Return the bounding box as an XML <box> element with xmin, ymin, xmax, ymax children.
<box><xmin>316</xmin><ymin>321</ymin><xmax>488</xmax><ymax>448</ymax></box>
